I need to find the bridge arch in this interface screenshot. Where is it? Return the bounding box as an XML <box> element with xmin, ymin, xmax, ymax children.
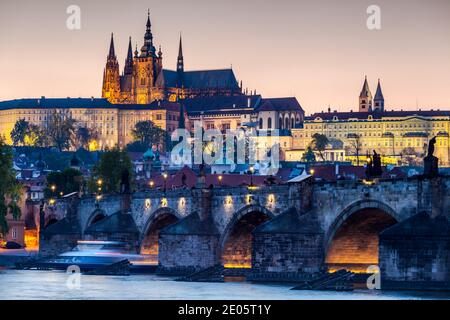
<box><xmin>220</xmin><ymin>205</ymin><xmax>274</xmax><ymax>268</ymax></box>
<box><xmin>325</xmin><ymin>199</ymin><xmax>398</xmax><ymax>273</ymax></box>
<box><xmin>85</xmin><ymin>208</ymin><xmax>107</xmax><ymax>229</ymax></box>
<box><xmin>139</xmin><ymin>207</ymin><xmax>181</xmax><ymax>260</ymax></box>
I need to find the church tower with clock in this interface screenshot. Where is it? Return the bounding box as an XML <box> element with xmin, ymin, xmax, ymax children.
<box><xmin>133</xmin><ymin>11</ymin><xmax>164</xmax><ymax>104</ymax></box>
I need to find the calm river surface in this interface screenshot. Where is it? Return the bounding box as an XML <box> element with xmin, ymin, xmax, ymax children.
<box><xmin>0</xmin><ymin>270</ymin><xmax>449</xmax><ymax>300</ymax></box>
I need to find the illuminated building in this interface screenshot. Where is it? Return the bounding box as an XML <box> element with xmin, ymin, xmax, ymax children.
<box><xmin>102</xmin><ymin>11</ymin><xmax>242</xmax><ymax>104</ymax></box>
<box><xmin>288</xmin><ymin>78</ymin><xmax>450</xmax><ymax>165</ymax></box>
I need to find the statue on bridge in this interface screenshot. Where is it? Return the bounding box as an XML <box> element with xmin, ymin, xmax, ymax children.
<box><xmin>120</xmin><ymin>169</ymin><xmax>131</xmax><ymax>194</ymax></box>
<box><xmin>365</xmin><ymin>150</ymin><xmax>383</xmax><ymax>179</ymax></box>
<box><xmin>423</xmin><ymin>136</ymin><xmax>439</xmax><ymax>177</ymax></box>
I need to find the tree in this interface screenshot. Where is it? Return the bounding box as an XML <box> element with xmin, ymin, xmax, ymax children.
<box><xmin>45</xmin><ymin>168</ymin><xmax>83</xmax><ymax>198</ymax></box>
<box><xmin>347</xmin><ymin>133</ymin><xmax>362</xmax><ymax>166</ymax></box>
<box><xmin>10</xmin><ymin>120</ymin><xmax>46</xmax><ymax>147</ymax></box>
<box><xmin>45</xmin><ymin>112</ymin><xmax>76</xmax><ymax>151</ymax></box>
<box><xmin>24</xmin><ymin>124</ymin><xmax>46</xmax><ymax>147</ymax></box>
<box><xmin>75</xmin><ymin>126</ymin><xmax>99</xmax><ymax>150</ymax></box>
<box><xmin>0</xmin><ymin>137</ymin><xmax>22</xmax><ymax>237</ymax></box>
<box><xmin>93</xmin><ymin>148</ymin><xmax>132</xmax><ymax>194</ymax></box>
<box><xmin>10</xmin><ymin>119</ymin><xmax>29</xmax><ymax>146</ymax></box>
<box><xmin>132</xmin><ymin>121</ymin><xmax>169</xmax><ymax>151</ymax></box>
<box><xmin>302</xmin><ymin>146</ymin><xmax>316</xmax><ymax>163</ymax></box>
<box><xmin>310</xmin><ymin>133</ymin><xmax>329</xmax><ymax>161</ymax></box>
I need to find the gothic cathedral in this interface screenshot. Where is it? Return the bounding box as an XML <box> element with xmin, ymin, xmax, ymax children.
<box><xmin>102</xmin><ymin>11</ymin><xmax>243</xmax><ymax>104</ymax></box>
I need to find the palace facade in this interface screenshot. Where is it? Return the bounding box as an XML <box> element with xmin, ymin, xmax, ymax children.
<box><xmin>284</xmin><ymin>78</ymin><xmax>450</xmax><ymax>165</ymax></box>
<box><xmin>0</xmin><ymin>95</ymin><xmax>304</xmax><ymax>150</ymax></box>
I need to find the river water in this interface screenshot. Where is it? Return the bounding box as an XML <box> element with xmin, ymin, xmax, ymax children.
<box><xmin>0</xmin><ymin>270</ymin><xmax>449</xmax><ymax>300</ymax></box>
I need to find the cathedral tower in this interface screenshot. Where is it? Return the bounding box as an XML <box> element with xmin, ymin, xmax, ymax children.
<box><xmin>373</xmin><ymin>79</ymin><xmax>385</xmax><ymax>112</ymax></box>
<box><xmin>359</xmin><ymin>76</ymin><xmax>373</xmax><ymax>112</ymax></box>
<box><xmin>102</xmin><ymin>33</ymin><xmax>121</xmax><ymax>103</ymax></box>
<box><xmin>134</xmin><ymin>11</ymin><xmax>164</xmax><ymax>104</ymax></box>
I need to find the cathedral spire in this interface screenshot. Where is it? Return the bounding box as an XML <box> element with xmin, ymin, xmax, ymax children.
<box><xmin>146</xmin><ymin>9</ymin><xmax>151</xmax><ymax>29</ymax></box>
<box><xmin>374</xmin><ymin>78</ymin><xmax>385</xmax><ymax>111</ymax></box>
<box><xmin>359</xmin><ymin>76</ymin><xmax>371</xmax><ymax>98</ymax></box>
<box><xmin>374</xmin><ymin>78</ymin><xmax>384</xmax><ymax>100</ymax></box>
<box><xmin>177</xmin><ymin>33</ymin><xmax>184</xmax><ymax>73</ymax></box>
<box><xmin>140</xmin><ymin>10</ymin><xmax>156</xmax><ymax>57</ymax></box>
<box><xmin>108</xmin><ymin>33</ymin><xmax>116</xmax><ymax>59</ymax></box>
<box><xmin>103</xmin><ymin>33</ymin><xmax>120</xmax><ymax>103</ymax></box>
<box><xmin>124</xmin><ymin>37</ymin><xmax>133</xmax><ymax>75</ymax></box>
<box><xmin>359</xmin><ymin>76</ymin><xmax>373</xmax><ymax>112</ymax></box>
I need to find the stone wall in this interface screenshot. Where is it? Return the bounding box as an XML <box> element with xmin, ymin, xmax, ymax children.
<box><xmin>252</xmin><ymin>233</ymin><xmax>324</xmax><ymax>274</ymax></box>
<box><xmin>39</xmin><ymin>234</ymin><xmax>79</xmax><ymax>257</ymax></box>
<box><xmin>379</xmin><ymin>212</ymin><xmax>450</xmax><ymax>290</ymax></box>
<box><xmin>158</xmin><ymin>234</ymin><xmax>220</xmax><ymax>275</ymax></box>
<box><xmin>131</xmin><ymin>190</ymin><xmax>192</xmax><ymax>233</ymax></box>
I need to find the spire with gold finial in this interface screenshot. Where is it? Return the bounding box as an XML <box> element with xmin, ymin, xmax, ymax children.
<box><xmin>141</xmin><ymin>9</ymin><xmax>156</xmax><ymax>57</ymax></box>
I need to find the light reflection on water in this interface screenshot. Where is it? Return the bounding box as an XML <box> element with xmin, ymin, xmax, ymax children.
<box><xmin>0</xmin><ymin>270</ymin><xmax>449</xmax><ymax>300</ymax></box>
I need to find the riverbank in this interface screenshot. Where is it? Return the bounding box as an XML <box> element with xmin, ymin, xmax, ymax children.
<box><xmin>0</xmin><ymin>249</ymin><xmax>38</xmax><ymax>267</ymax></box>
<box><xmin>0</xmin><ymin>270</ymin><xmax>449</xmax><ymax>300</ymax></box>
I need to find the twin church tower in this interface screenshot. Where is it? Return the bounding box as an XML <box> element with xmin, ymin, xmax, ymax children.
<box><xmin>359</xmin><ymin>76</ymin><xmax>385</xmax><ymax>112</ymax></box>
<box><xmin>102</xmin><ymin>11</ymin><xmax>242</xmax><ymax>104</ymax></box>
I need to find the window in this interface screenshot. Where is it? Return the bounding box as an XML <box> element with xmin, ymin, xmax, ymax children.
<box><xmin>267</xmin><ymin>117</ymin><xmax>272</xmax><ymax>129</ymax></box>
<box><xmin>259</xmin><ymin>118</ymin><xmax>263</xmax><ymax>129</ymax></box>
<box><xmin>11</xmin><ymin>227</ymin><xmax>17</xmax><ymax>240</ymax></box>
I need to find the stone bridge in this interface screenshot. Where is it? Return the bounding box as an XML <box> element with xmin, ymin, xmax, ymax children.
<box><xmin>41</xmin><ymin>175</ymin><xmax>450</xmax><ymax>288</ymax></box>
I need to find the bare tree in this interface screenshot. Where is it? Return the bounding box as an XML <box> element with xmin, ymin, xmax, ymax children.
<box><xmin>347</xmin><ymin>133</ymin><xmax>362</xmax><ymax>166</ymax></box>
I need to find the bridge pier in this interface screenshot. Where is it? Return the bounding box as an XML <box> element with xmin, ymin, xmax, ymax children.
<box><xmin>158</xmin><ymin>186</ymin><xmax>221</xmax><ymax>275</ymax></box>
<box><xmin>379</xmin><ymin>176</ymin><xmax>450</xmax><ymax>290</ymax></box>
<box><xmin>379</xmin><ymin>211</ymin><xmax>450</xmax><ymax>290</ymax></box>
<box><xmin>250</xmin><ymin>208</ymin><xmax>325</xmax><ymax>282</ymax></box>
<box><xmin>158</xmin><ymin>213</ymin><xmax>220</xmax><ymax>275</ymax></box>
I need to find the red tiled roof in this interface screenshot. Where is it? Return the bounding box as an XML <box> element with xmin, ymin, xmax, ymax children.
<box><xmin>139</xmin><ymin>166</ymin><xmax>282</xmax><ymax>190</ymax></box>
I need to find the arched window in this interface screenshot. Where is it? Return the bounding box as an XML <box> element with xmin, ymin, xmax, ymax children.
<box><xmin>267</xmin><ymin>117</ymin><xmax>272</xmax><ymax>129</ymax></box>
<box><xmin>279</xmin><ymin>117</ymin><xmax>283</xmax><ymax>129</ymax></box>
<box><xmin>285</xmin><ymin>117</ymin><xmax>289</xmax><ymax>130</ymax></box>
<box><xmin>291</xmin><ymin>117</ymin><xmax>295</xmax><ymax>128</ymax></box>
<box><xmin>259</xmin><ymin>118</ymin><xmax>263</xmax><ymax>129</ymax></box>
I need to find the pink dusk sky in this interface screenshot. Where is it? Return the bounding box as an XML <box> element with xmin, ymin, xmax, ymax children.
<box><xmin>0</xmin><ymin>0</ymin><xmax>449</xmax><ymax>115</ymax></box>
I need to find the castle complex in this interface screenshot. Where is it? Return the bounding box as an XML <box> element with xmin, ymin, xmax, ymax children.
<box><xmin>0</xmin><ymin>12</ymin><xmax>449</xmax><ymax>166</ymax></box>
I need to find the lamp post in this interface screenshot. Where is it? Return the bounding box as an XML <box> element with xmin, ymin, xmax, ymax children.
<box><xmin>249</xmin><ymin>166</ymin><xmax>254</xmax><ymax>187</ymax></box>
<box><xmin>218</xmin><ymin>175</ymin><xmax>223</xmax><ymax>187</ymax></box>
<box><xmin>163</xmin><ymin>172</ymin><xmax>168</xmax><ymax>193</ymax></box>
<box><xmin>96</xmin><ymin>178</ymin><xmax>103</xmax><ymax>205</ymax></box>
